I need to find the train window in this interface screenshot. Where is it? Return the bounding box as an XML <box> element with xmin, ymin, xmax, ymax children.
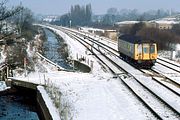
<box><xmin>150</xmin><ymin>45</ymin><xmax>155</xmax><ymax>53</ymax></box>
<box><xmin>143</xmin><ymin>47</ymin><xmax>149</xmax><ymax>53</ymax></box>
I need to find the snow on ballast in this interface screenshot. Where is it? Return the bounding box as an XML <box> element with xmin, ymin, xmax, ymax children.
<box><xmin>157</xmin><ymin>59</ymin><xmax>180</xmax><ymax>73</ymax></box>
<box><xmin>158</xmin><ymin>56</ymin><xmax>180</xmax><ymax>68</ymax></box>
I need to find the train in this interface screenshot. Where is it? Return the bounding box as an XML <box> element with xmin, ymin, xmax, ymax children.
<box><xmin>118</xmin><ymin>34</ymin><xmax>158</xmax><ymax>68</ymax></box>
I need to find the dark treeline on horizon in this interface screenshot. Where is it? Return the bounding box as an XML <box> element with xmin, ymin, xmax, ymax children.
<box><xmin>49</xmin><ymin>5</ymin><xmax>180</xmax><ymax>50</ymax></box>
<box><xmin>52</xmin><ymin>4</ymin><xmax>92</xmax><ymax>26</ymax></box>
<box><xmin>51</xmin><ymin>5</ymin><xmax>179</xmax><ymax>27</ymax></box>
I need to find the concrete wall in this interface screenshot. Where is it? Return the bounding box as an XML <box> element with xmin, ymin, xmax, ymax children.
<box><xmin>3</xmin><ymin>79</ymin><xmax>54</xmax><ymax>120</ymax></box>
<box><xmin>104</xmin><ymin>30</ymin><xmax>118</xmax><ymax>41</ymax></box>
<box><xmin>37</xmin><ymin>89</ymin><xmax>53</xmax><ymax>120</ymax></box>
<box><xmin>157</xmin><ymin>23</ymin><xmax>173</xmax><ymax>29</ymax></box>
<box><xmin>37</xmin><ymin>86</ymin><xmax>61</xmax><ymax>120</ymax></box>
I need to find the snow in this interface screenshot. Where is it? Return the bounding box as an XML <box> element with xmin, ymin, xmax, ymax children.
<box><xmin>0</xmin><ymin>81</ymin><xmax>9</xmax><ymax>91</ymax></box>
<box><xmin>38</xmin><ymin>24</ymin><xmax>107</xmax><ymax>74</ymax></box>
<box><xmin>49</xmin><ymin>73</ymin><xmax>155</xmax><ymax>120</ymax></box>
<box><xmin>115</xmin><ymin>21</ymin><xmax>140</xmax><ymax>25</ymax></box>
<box><xmin>157</xmin><ymin>58</ymin><xmax>180</xmax><ymax>72</ymax></box>
<box><xmin>80</xmin><ymin>27</ymin><xmax>105</xmax><ymax>33</ymax></box>
<box><xmin>120</xmin><ymin>76</ymin><xmax>178</xmax><ymax>120</ymax></box>
<box><xmin>154</xmin><ymin>20</ymin><xmax>179</xmax><ymax>24</ymax></box>
<box><xmin>152</xmin><ymin>63</ymin><xmax>180</xmax><ymax>84</ymax></box>
<box><xmin>105</xmin><ymin>52</ymin><xmax>180</xmax><ymax>114</ymax></box>
<box><xmin>154</xmin><ymin>76</ymin><xmax>180</xmax><ymax>95</ymax></box>
<box><xmin>12</xmin><ymin>60</ymin><xmax>157</xmax><ymax>120</ymax></box>
<box><xmin>9</xmin><ymin>24</ymin><xmax>157</xmax><ymax>120</ymax></box>
<box><xmin>158</xmin><ymin>56</ymin><xmax>180</xmax><ymax>67</ymax></box>
<box><xmin>0</xmin><ymin>45</ymin><xmax>7</xmax><ymax>64</ymax></box>
<box><xmin>176</xmin><ymin>44</ymin><xmax>180</xmax><ymax>51</ymax></box>
<box><xmin>74</xmin><ymin>27</ymin><xmax>180</xmax><ymax>115</ymax></box>
<box><xmin>159</xmin><ymin>51</ymin><xmax>180</xmax><ymax>63</ymax></box>
<box><xmin>94</xmin><ymin>44</ymin><xmax>180</xmax><ymax>114</ymax></box>
<box><xmin>8</xmin><ymin>24</ymin><xmax>180</xmax><ymax>120</ymax></box>
<box><xmin>15</xmin><ymin>70</ymin><xmax>156</xmax><ymax>120</ymax></box>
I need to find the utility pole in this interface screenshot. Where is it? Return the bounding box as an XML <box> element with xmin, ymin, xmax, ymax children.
<box><xmin>19</xmin><ymin>1</ymin><xmax>22</xmax><ymax>35</ymax></box>
<box><xmin>73</xmin><ymin>60</ymin><xmax>74</xmax><ymax>71</ymax></box>
<box><xmin>24</xmin><ymin>57</ymin><xmax>27</xmax><ymax>77</ymax></box>
<box><xmin>6</xmin><ymin>65</ymin><xmax>9</xmax><ymax>78</ymax></box>
<box><xmin>69</xmin><ymin>20</ymin><xmax>72</xmax><ymax>28</ymax></box>
<box><xmin>169</xmin><ymin>9</ymin><xmax>172</xmax><ymax>16</ymax></box>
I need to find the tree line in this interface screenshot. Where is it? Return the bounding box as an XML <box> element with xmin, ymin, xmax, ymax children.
<box><xmin>0</xmin><ymin>0</ymin><xmax>37</xmax><ymax>68</ymax></box>
<box><xmin>95</xmin><ymin>8</ymin><xmax>179</xmax><ymax>26</ymax></box>
<box><xmin>52</xmin><ymin>4</ymin><xmax>92</xmax><ymax>26</ymax></box>
<box><xmin>51</xmin><ymin>6</ymin><xmax>179</xmax><ymax>27</ymax></box>
<box><xmin>0</xmin><ymin>0</ymin><xmax>35</xmax><ymax>40</ymax></box>
<box><xmin>119</xmin><ymin>22</ymin><xmax>180</xmax><ymax>50</ymax></box>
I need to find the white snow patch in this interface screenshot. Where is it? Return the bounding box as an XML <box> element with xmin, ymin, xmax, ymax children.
<box><xmin>0</xmin><ymin>81</ymin><xmax>9</xmax><ymax>91</ymax></box>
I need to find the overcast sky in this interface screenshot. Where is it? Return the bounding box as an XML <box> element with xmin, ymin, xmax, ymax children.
<box><xmin>7</xmin><ymin>0</ymin><xmax>180</xmax><ymax>15</ymax></box>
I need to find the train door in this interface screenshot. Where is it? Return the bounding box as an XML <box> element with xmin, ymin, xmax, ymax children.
<box><xmin>142</xmin><ymin>44</ymin><xmax>150</xmax><ymax>60</ymax></box>
<box><xmin>150</xmin><ymin>44</ymin><xmax>157</xmax><ymax>60</ymax></box>
<box><xmin>137</xmin><ymin>44</ymin><xmax>143</xmax><ymax>60</ymax></box>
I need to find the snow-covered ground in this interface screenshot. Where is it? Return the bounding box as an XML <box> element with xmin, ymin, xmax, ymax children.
<box><xmin>5</xmin><ymin>24</ymin><xmax>180</xmax><ymax>120</ymax></box>
<box><xmin>13</xmin><ymin>61</ymin><xmax>157</xmax><ymax>120</ymax></box>
<box><xmin>79</xmin><ymin>27</ymin><xmax>105</xmax><ymax>33</ymax></box>
<box><xmin>158</xmin><ymin>50</ymin><xmax>180</xmax><ymax>63</ymax></box>
<box><xmin>9</xmin><ymin>25</ymin><xmax>161</xmax><ymax>120</ymax></box>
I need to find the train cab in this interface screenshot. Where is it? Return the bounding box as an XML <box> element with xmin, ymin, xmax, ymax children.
<box><xmin>118</xmin><ymin>34</ymin><xmax>158</xmax><ymax>68</ymax></box>
<box><xmin>135</xmin><ymin>43</ymin><xmax>157</xmax><ymax>66</ymax></box>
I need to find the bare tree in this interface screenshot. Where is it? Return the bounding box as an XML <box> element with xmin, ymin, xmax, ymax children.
<box><xmin>0</xmin><ymin>0</ymin><xmax>22</xmax><ymax>39</ymax></box>
<box><xmin>137</xmin><ymin>27</ymin><xmax>180</xmax><ymax>50</ymax></box>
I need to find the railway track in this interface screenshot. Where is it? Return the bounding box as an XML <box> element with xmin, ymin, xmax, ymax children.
<box><xmin>67</xmin><ymin>26</ymin><xmax>180</xmax><ymax>74</ymax></box>
<box><xmin>56</xmin><ymin>27</ymin><xmax>180</xmax><ymax>120</ymax></box>
<box><xmin>158</xmin><ymin>57</ymin><xmax>180</xmax><ymax>67</ymax></box>
<box><xmin>61</xmin><ymin>26</ymin><xmax>180</xmax><ymax>87</ymax></box>
<box><xmin>140</xmin><ymin>69</ymin><xmax>180</xmax><ymax>96</ymax></box>
<box><xmin>157</xmin><ymin>58</ymin><xmax>180</xmax><ymax>73</ymax></box>
<box><xmin>152</xmin><ymin>63</ymin><xmax>180</xmax><ymax>86</ymax></box>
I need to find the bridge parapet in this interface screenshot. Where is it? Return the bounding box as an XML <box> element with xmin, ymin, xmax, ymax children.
<box><xmin>6</xmin><ymin>78</ymin><xmax>42</xmax><ymax>90</ymax></box>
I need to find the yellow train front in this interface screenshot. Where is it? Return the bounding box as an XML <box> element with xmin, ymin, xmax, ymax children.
<box><xmin>118</xmin><ymin>34</ymin><xmax>157</xmax><ymax>68</ymax></box>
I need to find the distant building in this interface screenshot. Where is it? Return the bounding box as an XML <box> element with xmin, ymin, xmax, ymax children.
<box><xmin>150</xmin><ymin>21</ymin><xmax>179</xmax><ymax>30</ymax></box>
<box><xmin>42</xmin><ymin>15</ymin><xmax>60</xmax><ymax>22</ymax></box>
<box><xmin>104</xmin><ymin>30</ymin><xmax>117</xmax><ymax>41</ymax></box>
<box><xmin>80</xmin><ymin>27</ymin><xmax>118</xmax><ymax>41</ymax></box>
<box><xmin>115</xmin><ymin>20</ymin><xmax>180</xmax><ymax>30</ymax></box>
<box><xmin>115</xmin><ymin>21</ymin><xmax>140</xmax><ymax>28</ymax></box>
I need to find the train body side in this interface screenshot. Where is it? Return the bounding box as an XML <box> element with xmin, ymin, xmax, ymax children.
<box><xmin>118</xmin><ymin>39</ymin><xmax>135</xmax><ymax>59</ymax></box>
<box><xmin>118</xmin><ymin>35</ymin><xmax>157</xmax><ymax>68</ymax></box>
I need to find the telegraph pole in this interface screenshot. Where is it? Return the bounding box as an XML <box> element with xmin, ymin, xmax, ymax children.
<box><xmin>19</xmin><ymin>1</ymin><xmax>22</xmax><ymax>35</ymax></box>
<box><xmin>24</xmin><ymin>57</ymin><xmax>27</xmax><ymax>77</ymax></box>
<box><xmin>69</xmin><ymin>20</ymin><xmax>72</xmax><ymax>28</ymax></box>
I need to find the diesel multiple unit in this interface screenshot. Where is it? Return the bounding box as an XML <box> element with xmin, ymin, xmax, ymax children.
<box><xmin>118</xmin><ymin>34</ymin><xmax>157</xmax><ymax>68</ymax></box>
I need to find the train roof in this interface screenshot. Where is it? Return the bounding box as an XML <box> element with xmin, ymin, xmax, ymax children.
<box><xmin>119</xmin><ymin>34</ymin><xmax>154</xmax><ymax>43</ymax></box>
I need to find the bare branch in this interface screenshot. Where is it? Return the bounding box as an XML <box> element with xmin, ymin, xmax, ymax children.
<box><xmin>0</xmin><ymin>6</ymin><xmax>23</xmax><ymax>21</ymax></box>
